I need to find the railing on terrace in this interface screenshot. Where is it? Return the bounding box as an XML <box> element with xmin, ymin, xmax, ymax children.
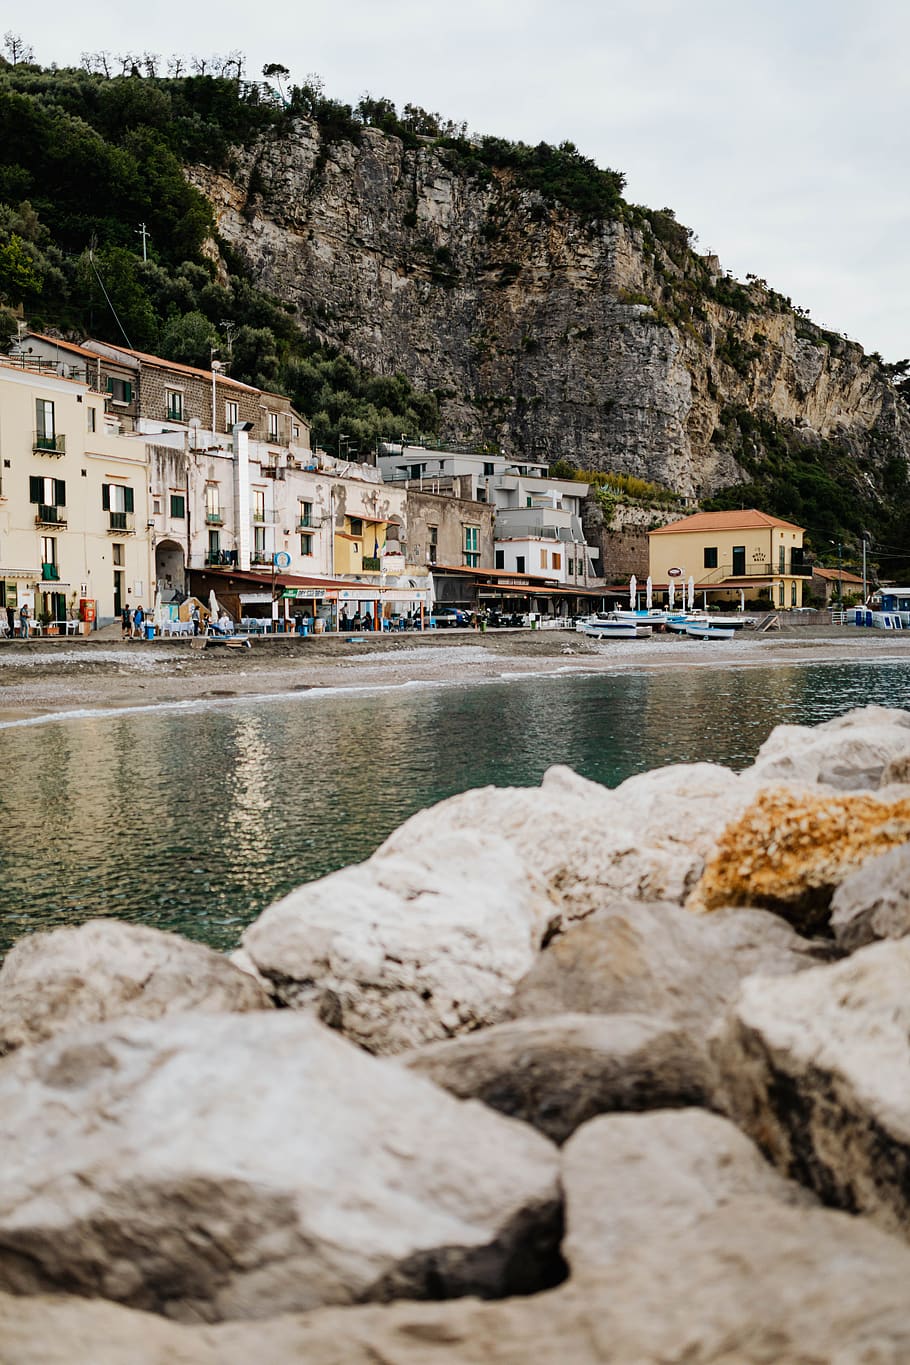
<box><xmin>33</xmin><ymin>432</ymin><xmax>66</xmax><ymax>456</ymax></box>
<box><xmin>35</xmin><ymin>505</ymin><xmax>67</xmax><ymax>526</ymax></box>
<box><xmin>699</xmin><ymin>558</ymin><xmax>813</xmax><ymax>583</ymax></box>
<box><xmin>107</xmin><ymin>511</ymin><xmax>135</xmax><ymax>533</ymax></box>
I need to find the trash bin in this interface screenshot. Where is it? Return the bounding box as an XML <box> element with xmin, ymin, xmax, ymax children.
<box><xmin>145</xmin><ymin>622</ymin><xmax>155</xmax><ymax>641</ymax></box>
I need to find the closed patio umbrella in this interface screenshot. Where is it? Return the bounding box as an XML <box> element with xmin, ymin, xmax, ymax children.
<box><xmin>668</xmin><ymin>579</ymin><xmax>675</xmax><ymax>611</ymax></box>
<box><xmin>646</xmin><ymin>576</ymin><xmax>653</xmax><ymax>610</ymax></box>
<box><xmin>629</xmin><ymin>574</ymin><xmax>637</xmax><ymax>609</ymax></box>
<box><xmin>687</xmin><ymin>576</ymin><xmax>695</xmax><ymax>611</ymax></box>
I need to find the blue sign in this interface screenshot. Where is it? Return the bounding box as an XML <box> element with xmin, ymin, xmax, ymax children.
<box><xmin>273</xmin><ymin>551</ymin><xmax>292</xmax><ymax>569</ymax></box>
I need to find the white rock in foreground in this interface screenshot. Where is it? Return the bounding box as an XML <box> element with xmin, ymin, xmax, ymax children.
<box><xmin>747</xmin><ymin>704</ymin><xmax>910</xmax><ymax>790</ymax></box>
<box><xmin>0</xmin><ymin>919</ymin><xmax>271</xmax><ymax>1055</ymax></box>
<box><xmin>242</xmin><ymin>831</ymin><xmax>557</xmax><ymax>1053</ymax></box>
<box><xmin>829</xmin><ymin>844</ymin><xmax>910</xmax><ymax>951</ymax></box>
<box><xmin>0</xmin><ymin>1012</ymin><xmax>561</xmax><ymax>1320</ymax></box>
<box><xmin>712</xmin><ymin>938</ymin><xmax>910</xmax><ymax>1237</ymax></box>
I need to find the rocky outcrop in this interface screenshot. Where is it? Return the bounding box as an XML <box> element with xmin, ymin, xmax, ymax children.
<box><xmin>830</xmin><ymin>845</ymin><xmax>910</xmax><ymax>951</ymax></box>
<box><xmin>186</xmin><ymin>121</ymin><xmax>910</xmax><ymax>494</ymax></box>
<box><xmin>402</xmin><ymin>1013</ymin><xmax>712</xmax><ymax>1144</ymax></box>
<box><xmin>0</xmin><ymin>1012</ymin><xmax>561</xmax><ymax>1319</ymax></box>
<box><xmin>746</xmin><ymin>705</ymin><xmax>910</xmax><ymax>790</ymax></box>
<box><xmin>0</xmin><ymin>920</ymin><xmax>271</xmax><ymax>1056</ymax></box>
<box><xmin>508</xmin><ymin>900</ymin><xmax>827</xmax><ymax>1043</ymax></box>
<box><xmin>688</xmin><ymin>786</ymin><xmax>910</xmax><ymax>932</ymax></box>
<box><xmin>712</xmin><ymin>938</ymin><xmax>910</xmax><ymax>1238</ymax></box>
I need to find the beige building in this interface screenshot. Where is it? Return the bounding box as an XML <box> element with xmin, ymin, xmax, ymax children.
<box><xmin>648</xmin><ymin>509</ymin><xmax>811</xmax><ymax>610</ymax></box>
<box><xmin>0</xmin><ymin>356</ymin><xmax>151</xmax><ymax>628</ymax></box>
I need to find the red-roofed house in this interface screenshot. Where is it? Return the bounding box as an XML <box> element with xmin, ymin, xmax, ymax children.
<box><xmin>648</xmin><ymin>508</ymin><xmax>811</xmax><ymax>609</ymax></box>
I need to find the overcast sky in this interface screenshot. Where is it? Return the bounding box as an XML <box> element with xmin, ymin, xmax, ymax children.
<box><xmin>24</xmin><ymin>0</ymin><xmax>910</xmax><ymax>360</ymax></box>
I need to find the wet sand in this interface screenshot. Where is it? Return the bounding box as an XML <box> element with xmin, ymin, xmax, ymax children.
<box><xmin>0</xmin><ymin>625</ymin><xmax>906</xmax><ymax>727</ymax></box>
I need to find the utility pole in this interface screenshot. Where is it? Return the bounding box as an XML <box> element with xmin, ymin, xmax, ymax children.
<box><xmin>136</xmin><ymin>222</ymin><xmax>150</xmax><ymax>261</ymax></box>
<box><xmin>862</xmin><ymin>536</ymin><xmax>868</xmax><ymax>603</ymax></box>
<box><xmin>837</xmin><ymin>541</ymin><xmax>843</xmax><ymax>606</ymax></box>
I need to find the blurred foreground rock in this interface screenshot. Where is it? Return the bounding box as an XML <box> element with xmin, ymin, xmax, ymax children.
<box><xmin>0</xmin><ymin>919</ymin><xmax>271</xmax><ymax>1057</ymax></box>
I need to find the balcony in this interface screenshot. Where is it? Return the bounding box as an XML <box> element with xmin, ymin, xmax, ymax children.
<box><xmin>40</xmin><ymin>562</ymin><xmax>60</xmax><ymax>581</ymax></box>
<box><xmin>35</xmin><ymin>505</ymin><xmax>67</xmax><ymax>527</ymax></box>
<box><xmin>206</xmin><ymin>550</ymin><xmax>239</xmax><ymax>567</ymax></box>
<box><xmin>700</xmin><ymin>556</ymin><xmax>813</xmax><ymax>583</ymax></box>
<box><xmin>205</xmin><ymin>512</ymin><xmax>223</xmax><ymax>526</ymax></box>
<box><xmin>297</xmin><ymin>516</ymin><xmax>324</xmax><ymax>530</ymax></box>
<box><xmin>251</xmin><ymin>553</ymin><xmax>272</xmax><ymax>566</ymax></box>
<box><xmin>33</xmin><ymin>432</ymin><xmax>65</xmax><ymax>457</ymax></box>
<box><xmin>107</xmin><ymin>511</ymin><xmax>135</xmax><ymax>534</ymax></box>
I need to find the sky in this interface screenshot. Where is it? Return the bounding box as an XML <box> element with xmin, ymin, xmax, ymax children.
<box><xmin>21</xmin><ymin>0</ymin><xmax>910</xmax><ymax>360</ymax></box>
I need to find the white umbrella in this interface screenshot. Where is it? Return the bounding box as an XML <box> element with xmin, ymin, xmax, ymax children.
<box><xmin>629</xmin><ymin>574</ymin><xmax>637</xmax><ymax>610</ymax></box>
<box><xmin>668</xmin><ymin>579</ymin><xmax>675</xmax><ymax>611</ymax></box>
<box><xmin>687</xmin><ymin>576</ymin><xmax>695</xmax><ymax>611</ymax></box>
<box><xmin>646</xmin><ymin>575</ymin><xmax>653</xmax><ymax>610</ymax></box>
<box><xmin>739</xmin><ymin>590</ymin><xmax>745</xmax><ymax>612</ymax></box>
<box><xmin>703</xmin><ymin>592</ymin><xmax>708</xmax><ymax>611</ymax></box>
<box><xmin>152</xmin><ymin>589</ymin><xmax>164</xmax><ymax>629</ymax></box>
<box><xmin>208</xmin><ymin>588</ymin><xmax>220</xmax><ymax>626</ymax></box>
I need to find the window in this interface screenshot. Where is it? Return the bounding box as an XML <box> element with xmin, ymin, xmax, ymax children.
<box><xmin>527</xmin><ymin>496</ymin><xmax>533</xmax><ymax>508</ymax></box>
<box><xmin>779</xmin><ymin>543</ymin><xmax>786</xmax><ymax>573</ymax></box>
<box><xmin>112</xmin><ymin>543</ymin><xmax>124</xmax><ymax>566</ymax></box>
<box><xmin>253</xmin><ymin>488</ymin><xmax>266</xmax><ymax>523</ymax></box>
<box><xmin>87</xmin><ymin>407</ymin><xmax>96</xmax><ymax>433</ymax></box>
<box><xmin>153</xmin><ymin>499</ymin><xmax>161</xmax><ymax>515</ymax></box>
<box><xmin>208</xmin><ymin>529</ymin><xmax>221</xmax><ymax>559</ymax></box>
<box><xmin>778</xmin><ymin>582</ymin><xmax>785</xmax><ymax>606</ymax></box>
<box><xmin>298</xmin><ymin>499</ymin><xmax>313</xmax><ymax>527</ymax></box>
<box><xmin>464</xmin><ymin>525</ymin><xmax>480</xmax><ymax>568</ymax></box>
<box><xmin>170</xmin><ymin>494</ymin><xmax>185</xmax><ymax>519</ymax></box>
<box><xmin>516</xmin><ymin>555</ymin><xmax>525</xmax><ymax>573</ymax></box>
<box><xmin>40</xmin><ymin>535</ymin><xmax>58</xmax><ymax>578</ymax></box>
<box><xmin>732</xmin><ymin>545</ymin><xmax>746</xmax><ymax>576</ymax></box>
<box><xmin>539</xmin><ymin>548</ymin><xmax>548</xmax><ymax>569</ymax></box>
<box><xmin>165</xmin><ymin>389</ymin><xmax>183</xmax><ymax>421</ymax></box>
<box><xmin>300</xmin><ymin>533</ymin><xmax>313</xmax><ymax>556</ymax></box>
<box><xmin>426</xmin><ymin>526</ymin><xmax>438</xmax><ymax>563</ymax></box>
<box><xmin>267</xmin><ymin>411</ymin><xmax>280</xmax><ymax>440</ymax></box>
<box><xmin>349</xmin><ymin>517</ymin><xmax>363</xmax><ymax>536</ymax></box>
<box><xmin>791</xmin><ymin>580</ymin><xmax>798</xmax><ymax>606</ymax></box>
<box><xmin>552</xmin><ymin>552</ymin><xmax>561</xmax><ymax>571</ymax></box>
<box><xmin>225</xmin><ymin>400</ymin><xmax>239</xmax><ymax>428</ymax></box>
<box><xmin>106</xmin><ymin>377</ymin><xmax>133</xmax><ymax>405</ymax></box>
<box><xmin>35</xmin><ymin>398</ymin><xmax>56</xmax><ymax>449</ymax></box>
<box><xmin>253</xmin><ymin>525</ymin><xmax>267</xmax><ymax>558</ymax></box>
<box><xmin>205</xmin><ymin>484</ymin><xmax>221</xmax><ymax>524</ymax></box>
<box><xmin>483</xmin><ymin>462</ymin><xmax>495</xmax><ymax>476</ymax></box>
<box><xmin>29</xmin><ymin>476</ymin><xmax>65</xmax><ymax>508</ymax></box>
<box><xmin>101</xmin><ymin>484</ymin><xmax>134</xmax><ymax>512</ymax></box>
<box><xmin>567</xmin><ymin>558</ymin><xmax>575</xmax><ymax>576</ymax></box>
<box><xmin>495</xmin><ymin>550</ymin><xmax>504</xmax><ymax>570</ymax></box>
<box><xmin>703</xmin><ymin>547</ymin><xmax>718</xmax><ymax>569</ymax></box>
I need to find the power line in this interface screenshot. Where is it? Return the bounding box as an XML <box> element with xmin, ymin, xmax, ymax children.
<box><xmin>87</xmin><ymin>248</ymin><xmax>133</xmax><ymax>350</ymax></box>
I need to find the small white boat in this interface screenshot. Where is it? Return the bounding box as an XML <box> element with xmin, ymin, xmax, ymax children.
<box><xmin>685</xmin><ymin>622</ymin><xmax>735</xmax><ymax>640</ymax></box>
<box><xmin>583</xmin><ymin>619</ymin><xmax>639</xmax><ymax>640</ymax></box>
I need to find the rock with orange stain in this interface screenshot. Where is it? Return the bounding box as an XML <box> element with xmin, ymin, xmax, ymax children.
<box><xmin>687</xmin><ymin>786</ymin><xmax>910</xmax><ymax>934</ymax></box>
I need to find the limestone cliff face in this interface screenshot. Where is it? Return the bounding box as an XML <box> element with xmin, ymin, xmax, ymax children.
<box><xmin>188</xmin><ymin>121</ymin><xmax>910</xmax><ymax>498</ymax></box>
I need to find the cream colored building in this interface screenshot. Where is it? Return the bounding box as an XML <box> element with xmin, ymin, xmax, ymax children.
<box><xmin>648</xmin><ymin>509</ymin><xmax>810</xmax><ymax>610</ymax></box>
<box><xmin>0</xmin><ymin>356</ymin><xmax>151</xmax><ymax>628</ymax></box>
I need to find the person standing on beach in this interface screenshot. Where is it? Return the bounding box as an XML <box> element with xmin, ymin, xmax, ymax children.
<box><xmin>19</xmin><ymin>603</ymin><xmax>29</xmax><ymax>639</ymax></box>
<box><xmin>121</xmin><ymin>602</ymin><xmax>131</xmax><ymax>640</ymax></box>
<box><xmin>132</xmin><ymin>604</ymin><xmax>144</xmax><ymax>639</ymax></box>
<box><xmin>5</xmin><ymin>604</ymin><xmax>13</xmax><ymax>638</ymax></box>
<box><xmin>191</xmin><ymin>604</ymin><xmax>200</xmax><ymax>637</ymax></box>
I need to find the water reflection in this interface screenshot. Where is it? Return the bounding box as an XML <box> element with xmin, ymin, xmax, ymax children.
<box><xmin>2</xmin><ymin>660</ymin><xmax>909</xmax><ymax>954</ymax></box>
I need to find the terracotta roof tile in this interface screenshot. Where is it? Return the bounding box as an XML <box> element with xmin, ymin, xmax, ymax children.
<box><xmin>649</xmin><ymin>509</ymin><xmax>805</xmax><ymax>535</ymax></box>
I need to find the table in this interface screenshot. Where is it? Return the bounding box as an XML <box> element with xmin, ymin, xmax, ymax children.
<box><xmin>51</xmin><ymin>620</ymin><xmax>81</xmax><ymax>636</ymax></box>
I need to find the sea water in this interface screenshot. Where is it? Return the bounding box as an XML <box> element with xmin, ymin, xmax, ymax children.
<box><xmin>2</xmin><ymin>659</ymin><xmax>909</xmax><ymax>954</ymax></box>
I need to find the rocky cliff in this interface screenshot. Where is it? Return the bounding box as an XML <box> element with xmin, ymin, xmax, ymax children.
<box><xmin>188</xmin><ymin>121</ymin><xmax>910</xmax><ymax>503</ymax></box>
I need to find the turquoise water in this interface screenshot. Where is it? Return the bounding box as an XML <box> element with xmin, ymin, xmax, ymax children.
<box><xmin>2</xmin><ymin>659</ymin><xmax>909</xmax><ymax>954</ymax></box>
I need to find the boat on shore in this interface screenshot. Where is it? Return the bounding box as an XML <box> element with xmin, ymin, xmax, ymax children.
<box><xmin>685</xmin><ymin>622</ymin><xmax>735</xmax><ymax>640</ymax></box>
<box><xmin>582</xmin><ymin>614</ymin><xmax>652</xmax><ymax>640</ymax></box>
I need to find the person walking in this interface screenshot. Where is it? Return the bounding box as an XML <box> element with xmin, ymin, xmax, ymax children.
<box><xmin>5</xmin><ymin>604</ymin><xmax>13</xmax><ymax>639</ymax></box>
<box><xmin>121</xmin><ymin>601</ymin><xmax>132</xmax><ymax>640</ymax></box>
<box><xmin>191</xmin><ymin>604</ymin><xmax>200</xmax><ymax>637</ymax></box>
<box><xmin>132</xmin><ymin>604</ymin><xmax>144</xmax><ymax>640</ymax></box>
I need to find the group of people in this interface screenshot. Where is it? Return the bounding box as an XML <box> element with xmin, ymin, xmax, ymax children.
<box><xmin>120</xmin><ymin>603</ymin><xmax>146</xmax><ymax>639</ymax></box>
<box><xmin>339</xmin><ymin>610</ymin><xmax>374</xmax><ymax>632</ymax></box>
<box><xmin>4</xmin><ymin>603</ymin><xmax>31</xmax><ymax>639</ymax></box>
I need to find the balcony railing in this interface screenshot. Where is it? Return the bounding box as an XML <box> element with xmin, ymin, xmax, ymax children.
<box><xmin>205</xmin><ymin>550</ymin><xmax>239</xmax><ymax>567</ymax></box>
<box><xmin>205</xmin><ymin>512</ymin><xmax>223</xmax><ymax>525</ymax></box>
<box><xmin>701</xmin><ymin>557</ymin><xmax>814</xmax><ymax>583</ymax></box>
<box><xmin>297</xmin><ymin>516</ymin><xmax>323</xmax><ymax>529</ymax></box>
<box><xmin>251</xmin><ymin>552</ymin><xmax>272</xmax><ymax>565</ymax></box>
<box><xmin>35</xmin><ymin>505</ymin><xmax>67</xmax><ymax>526</ymax></box>
<box><xmin>108</xmin><ymin>511</ymin><xmax>135</xmax><ymax>534</ymax></box>
<box><xmin>33</xmin><ymin>432</ymin><xmax>65</xmax><ymax>456</ymax></box>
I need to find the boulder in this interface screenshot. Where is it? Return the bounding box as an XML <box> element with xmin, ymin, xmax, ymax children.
<box><xmin>830</xmin><ymin>844</ymin><xmax>910</xmax><ymax>951</ymax></box>
<box><xmin>0</xmin><ymin>920</ymin><xmax>271</xmax><ymax>1056</ymax></box>
<box><xmin>712</xmin><ymin>938</ymin><xmax>910</xmax><ymax>1238</ymax></box>
<box><xmin>402</xmin><ymin>1012</ymin><xmax>713</xmax><ymax>1144</ymax></box>
<box><xmin>241</xmin><ymin>831</ymin><xmax>557</xmax><ymax>1053</ymax></box>
<box><xmin>0</xmin><ymin>1291</ymin><xmax>212</xmax><ymax>1365</ymax></box>
<box><xmin>0</xmin><ymin>1012</ymin><xmax>562</xmax><ymax>1321</ymax></box>
<box><xmin>508</xmin><ymin>899</ymin><xmax>826</xmax><ymax>1043</ymax></box>
<box><xmin>688</xmin><ymin>785</ymin><xmax>910</xmax><ymax>933</ymax></box>
<box><xmin>747</xmin><ymin>705</ymin><xmax>910</xmax><ymax>790</ymax></box>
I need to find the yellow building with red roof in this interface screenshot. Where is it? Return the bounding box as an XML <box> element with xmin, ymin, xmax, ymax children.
<box><xmin>648</xmin><ymin>509</ymin><xmax>810</xmax><ymax>610</ymax></box>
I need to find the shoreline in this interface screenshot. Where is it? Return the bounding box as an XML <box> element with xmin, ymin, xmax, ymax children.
<box><xmin>0</xmin><ymin>626</ymin><xmax>907</xmax><ymax>727</ymax></box>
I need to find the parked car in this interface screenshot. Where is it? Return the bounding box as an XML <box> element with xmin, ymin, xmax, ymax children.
<box><xmin>432</xmin><ymin>607</ymin><xmax>469</xmax><ymax>627</ymax></box>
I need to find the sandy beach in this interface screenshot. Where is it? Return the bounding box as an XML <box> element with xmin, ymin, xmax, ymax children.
<box><xmin>0</xmin><ymin>624</ymin><xmax>907</xmax><ymax>727</ymax></box>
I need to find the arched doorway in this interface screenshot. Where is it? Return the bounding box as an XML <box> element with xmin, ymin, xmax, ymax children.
<box><xmin>155</xmin><ymin>539</ymin><xmax>186</xmax><ymax>595</ymax></box>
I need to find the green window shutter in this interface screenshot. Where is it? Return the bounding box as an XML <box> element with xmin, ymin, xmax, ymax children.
<box><xmin>124</xmin><ymin>381</ymin><xmax>132</xmax><ymax>403</ymax></box>
<box><xmin>124</xmin><ymin>486</ymin><xmax>134</xmax><ymax>513</ymax></box>
<box><xmin>29</xmin><ymin>476</ymin><xmax>42</xmax><ymax>504</ymax></box>
<box><xmin>101</xmin><ymin>483</ymin><xmax>110</xmax><ymax>511</ymax></box>
<box><xmin>106</xmin><ymin>378</ymin><xmax>113</xmax><ymax>393</ymax></box>
<box><xmin>54</xmin><ymin>479</ymin><xmax>66</xmax><ymax>508</ymax></box>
